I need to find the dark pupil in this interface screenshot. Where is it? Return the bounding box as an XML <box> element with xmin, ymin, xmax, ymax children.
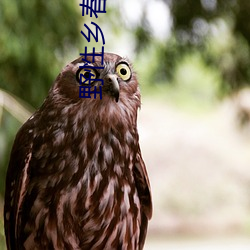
<box><xmin>120</xmin><ymin>68</ymin><xmax>127</xmax><ymax>75</ymax></box>
<box><xmin>84</xmin><ymin>72</ymin><xmax>90</xmax><ymax>78</ymax></box>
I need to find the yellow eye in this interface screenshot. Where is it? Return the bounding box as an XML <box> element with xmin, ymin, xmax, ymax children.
<box><xmin>78</xmin><ymin>68</ymin><xmax>97</xmax><ymax>84</ymax></box>
<box><xmin>116</xmin><ymin>63</ymin><xmax>131</xmax><ymax>81</ymax></box>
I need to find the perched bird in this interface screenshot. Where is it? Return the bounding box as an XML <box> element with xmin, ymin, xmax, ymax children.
<box><xmin>4</xmin><ymin>52</ymin><xmax>152</xmax><ymax>249</ymax></box>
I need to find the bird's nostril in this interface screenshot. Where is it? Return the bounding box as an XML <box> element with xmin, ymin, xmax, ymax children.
<box><xmin>107</xmin><ymin>76</ymin><xmax>118</xmax><ymax>83</ymax></box>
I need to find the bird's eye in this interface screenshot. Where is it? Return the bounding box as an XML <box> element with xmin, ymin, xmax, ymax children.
<box><xmin>76</xmin><ymin>68</ymin><xmax>97</xmax><ymax>85</ymax></box>
<box><xmin>116</xmin><ymin>63</ymin><xmax>131</xmax><ymax>81</ymax></box>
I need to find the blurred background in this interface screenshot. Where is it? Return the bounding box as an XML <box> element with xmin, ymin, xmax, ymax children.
<box><xmin>1</xmin><ymin>0</ymin><xmax>250</xmax><ymax>249</ymax></box>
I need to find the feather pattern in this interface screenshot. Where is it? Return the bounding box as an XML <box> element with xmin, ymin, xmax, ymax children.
<box><xmin>4</xmin><ymin>53</ymin><xmax>152</xmax><ymax>250</ymax></box>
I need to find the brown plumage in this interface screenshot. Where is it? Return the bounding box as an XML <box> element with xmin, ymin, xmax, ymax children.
<box><xmin>4</xmin><ymin>53</ymin><xmax>152</xmax><ymax>249</ymax></box>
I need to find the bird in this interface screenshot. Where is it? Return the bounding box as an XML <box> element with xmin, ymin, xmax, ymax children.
<box><xmin>4</xmin><ymin>52</ymin><xmax>152</xmax><ymax>250</ymax></box>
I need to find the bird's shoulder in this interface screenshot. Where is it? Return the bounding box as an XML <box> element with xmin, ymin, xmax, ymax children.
<box><xmin>4</xmin><ymin>115</ymin><xmax>36</xmax><ymax>249</ymax></box>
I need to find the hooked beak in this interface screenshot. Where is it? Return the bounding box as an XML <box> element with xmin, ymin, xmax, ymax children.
<box><xmin>106</xmin><ymin>74</ymin><xmax>119</xmax><ymax>102</ymax></box>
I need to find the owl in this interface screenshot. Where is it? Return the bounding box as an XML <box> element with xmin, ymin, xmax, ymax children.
<box><xmin>4</xmin><ymin>52</ymin><xmax>152</xmax><ymax>249</ymax></box>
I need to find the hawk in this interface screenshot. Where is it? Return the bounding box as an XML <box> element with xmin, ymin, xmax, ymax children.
<box><xmin>4</xmin><ymin>52</ymin><xmax>152</xmax><ymax>249</ymax></box>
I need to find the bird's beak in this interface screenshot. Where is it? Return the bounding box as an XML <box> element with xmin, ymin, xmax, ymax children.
<box><xmin>106</xmin><ymin>74</ymin><xmax>119</xmax><ymax>102</ymax></box>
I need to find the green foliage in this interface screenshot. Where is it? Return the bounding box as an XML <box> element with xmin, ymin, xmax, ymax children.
<box><xmin>206</xmin><ymin>20</ymin><xmax>250</xmax><ymax>95</ymax></box>
<box><xmin>171</xmin><ymin>53</ymin><xmax>221</xmax><ymax>109</ymax></box>
<box><xmin>0</xmin><ymin>0</ymin><xmax>81</xmax><ymax>108</ymax></box>
<box><xmin>0</xmin><ymin>220</ymin><xmax>6</xmax><ymax>250</ymax></box>
<box><xmin>132</xmin><ymin>0</ymin><xmax>250</xmax><ymax>95</ymax></box>
<box><xmin>136</xmin><ymin>48</ymin><xmax>220</xmax><ymax>112</ymax></box>
<box><xmin>169</xmin><ymin>0</ymin><xmax>250</xmax><ymax>93</ymax></box>
<box><xmin>0</xmin><ymin>202</ymin><xmax>6</xmax><ymax>250</ymax></box>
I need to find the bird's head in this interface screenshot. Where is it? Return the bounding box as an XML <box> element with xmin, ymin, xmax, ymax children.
<box><xmin>44</xmin><ymin>52</ymin><xmax>141</xmax><ymax>128</ymax></box>
<box><xmin>51</xmin><ymin>52</ymin><xmax>141</xmax><ymax>107</ymax></box>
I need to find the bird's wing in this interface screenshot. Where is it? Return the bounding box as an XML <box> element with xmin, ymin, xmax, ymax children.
<box><xmin>4</xmin><ymin>121</ymin><xmax>34</xmax><ymax>249</ymax></box>
<box><xmin>133</xmin><ymin>146</ymin><xmax>152</xmax><ymax>249</ymax></box>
